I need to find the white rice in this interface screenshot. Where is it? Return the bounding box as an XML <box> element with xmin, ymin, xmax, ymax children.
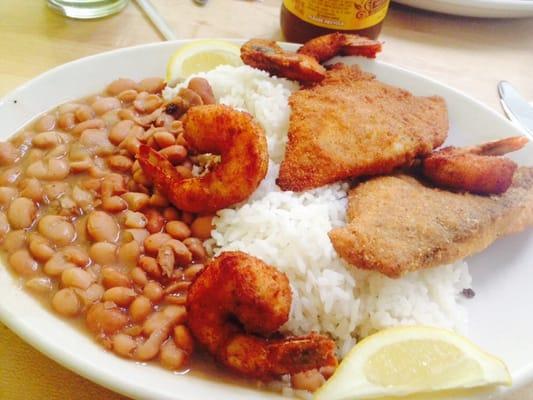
<box><xmin>164</xmin><ymin>65</ymin><xmax>472</xmax><ymax>355</ymax></box>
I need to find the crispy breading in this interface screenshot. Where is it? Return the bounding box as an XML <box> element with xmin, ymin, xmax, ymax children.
<box><xmin>240</xmin><ymin>39</ymin><xmax>326</xmax><ymax>84</ymax></box>
<box><xmin>276</xmin><ymin>64</ymin><xmax>449</xmax><ymax>191</ymax></box>
<box><xmin>329</xmin><ymin>167</ymin><xmax>533</xmax><ymax>278</ymax></box>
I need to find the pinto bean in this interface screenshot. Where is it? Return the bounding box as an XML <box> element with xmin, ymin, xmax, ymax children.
<box><xmin>159</xmin><ymin>145</ymin><xmax>187</xmax><ymax>164</ymax></box>
<box><xmin>89</xmin><ymin>242</ymin><xmax>117</xmax><ymax>266</ymax></box>
<box><xmin>28</xmin><ymin>234</ymin><xmax>54</xmax><ymax>262</ymax></box>
<box><xmin>71</xmin><ymin>118</ymin><xmax>106</xmax><ymax>136</ymax></box>
<box><xmin>153</xmin><ymin>131</ymin><xmax>175</xmax><ymax>148</ymax></box>
<box><xmin>25</xmin><ymin>276</ymin><xmax>53</xmax><ymax>293</ymax></box>
<box><xmin>110</xmin><ymin>120</ymin><xmax>135</xmax><ymax>145</ymax></box>
<box><xmin>183</xmin><ymin>237</ymin><xmax>207</xmax><ymax>262</ymax></box>
<box><xmin>86</xmin><ymin>302</ymin><xmax>129</xmax><ymax>334</ymax></box>
<box><xmin>129</xmin><ymin>295</ymin><xmax>152</xmax><ymax>323</ymax></box>
<box><xmin>87</xmin><ymin>211</ymin><xmax>119</xmax><ymax>242</ymax></box>
<box><xmin>173</xmin><ymin>325</ymin><xmax>194</xmax><ymax>355</ymax></box>
<box><xmin>112</xmin><ymin>333</ymin><xmax>137</xmax><ymax>358</ymax></box>
<box><xmin>131</xmin><ymin>267</ymin><xmax>148</xmax><ymax>287</ymax></box>
<box><xmin>0</xmin><ymin>212</ymin><xmax>9</xmax><ymax>241</ymax></box>
<box><xmin>117</xmin><ymin>89</ymin><xmax>138</xmax><ymax>103</ymax></box>
<box><xmin>166</xmin><ymin>239</ymin><xmax>192</xmax><ymax>267</ymax></box>
<box><xmin>92</xmin><ymin>97</ymin><xmax>121</xmax><ymax>115</ymax></box>
<box><xmin>118</xmin><ymin>240</ymin><xmax>140</xmax><ymax>268</ymax></box>
<box><xmin>0</xmin><ymin>166</ymin><xmax>22</xmax><ymax>185</ymax></box>
<box><xmin>0</xmin><ymin>142</ymin><xmax>19</xmax><ymax>166</ymax></box>
<box><xmin>134</xmin><ymin>94</ymin><xmax>163</xmax><ymax>114</ymax></box>
<box><xmin>58</xmin><ymin>112</ymin><xmax>76</xmax><ymax>131</ymax></box>
<box><xmin>184</xmin><ymin>263</ymin><xmax>204</xmax><ymax>281</ymax></box>
<box><xmin>157</xmin><ymin>245</ymin><xmax>175</xmax><ymax>277</ymax></box>
<box><xmin>107</xmin><ymin>78</ymin><xmax>138</xmax><ymax>96</ymax></box>
<box><xmin>19</xmin><ymin>178</ymin><xmax>44</xmax><ymax>202</ymax></box>
<box><xmin>75</xmin><ymin>105</ymin><xmax>95</xmax><ymax>122</ymax></box>
<box><xmin>7</xmin><ymin>197</ymin><xmax>36</xmax><ymax>229</ymax></box>
<box><xmin>32</xmin><ymin>131</ymin><xmax>63</xmax><ymax>148</ymax></box>
<box><xmin>0</xmin><ymin>186</ymin><xmax>18</xmax><ymax>207</ymax></box>
<box><xmin>52</xmin><ymin>288</ymin><xmax>81</xmax><ymax>317</ymax></box>
<box><xmin>190</xmin><ymin>215</ymin><xmax>214</xmax><ymax>240</ymax></box>
<box><xmin>143</xmin><ymin>280</ymin><xmax>164</xmax><ymax>302</ymax></box>
<box><xmin>9</xmin><ymin>249</ymin><xmax>39</xmax><ymax>277</ymax></box>
<box><xmin>34</xmin><ymin>114</ymin><xmax>57</xmax><ymax>132</ymax></box>
<box><xmin>138</xmin><ymin>255</ymin><xmax>161</xmax><ymax>279</ymax></box>
<box><xmin>121</xmin><ymin>192</ymin><xmax>150</xmax><ymax>211</ymax></box>
<box><xmin>101</xmin><ymin>267</ymin><xmax>131</xmax><ymax>288</ymax></box>
<box><xmin>160</xmin><ymin>339</ymin><xmax>187</xmax><ymax>370</ymax></box>
<box><xmin>103</xmin><ymin>287</ymin><xmax>136</xmax><ymax>306</ymax></box>
<box><xmin>143</xmin><ymin>232</ymin><xmax>171</xmax><ymax>255</ymax></box>
<box><xmin>3</xmin><ymin>230</ymin><xmax>27</xmax><ymax>253</ymax></box>
<box><xmin>26</xmin><ymin>158</ymin><xmax>70</xmax><ymax>180</ymax></box>
<box><xmin>62</xmin><ymin>267</ymin><xmax>94</xmax><ymax>290</ymax></box>
<box><xmin>102</xmin><ymin>196</ymin><xmax>128</xmax><ymax>213</ymax></box>
<box><xmin>138</xmin><ymin>77</ymin><xmax>165</xmax><ymax>94</ymax></box>
<box><xmin>188</xmin><ymin>77</ymin><xmax>216</xmax><ymax>105</ymax></box>
<box><xmin>80</xmin><ymin>129</ymin><xmax>114</xmax><ymax>156</ymax></box>
<box><xmin>164</xmin><ymin>221</ymin><xmax>190</xmax><ymax>240</ymax></box>
<box><xmin>123</xmin><ymin>211</ymin><xmax>147</xmax><ymax>228</ymax></box>
<box><xmin>38</xmin><ymin>215</ymin><xmax>75</xmax><ymax>245</ymax></box>
<box><xmin>107</xmin><ymin>155</ymin><xmax>133</xmax><ymax>172</ymax></box>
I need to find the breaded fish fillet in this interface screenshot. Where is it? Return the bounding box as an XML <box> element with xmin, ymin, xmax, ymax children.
<box><xmin>329</xmin><ymin>167</ymin><xmax>533</xmax><ymax>278</ymax></box>
<box><xmin>276</xmin><ymin>64</ymin><xmax>449</xmax><ymax>191</ymax></box>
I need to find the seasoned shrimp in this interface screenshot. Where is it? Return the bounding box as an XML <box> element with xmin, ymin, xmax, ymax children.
<box><xmin>298</xmin><ymin>33</ymin><xmax>382</xmax><ymax>63</ymax></box>
<box><xmin>138</xmin><ymin>105</ymin><xmax>268</xmax><ymax>213</ymax></box>
<box><xmin>186</xmin><ymin>251</ymin><xmax>337</xmax><ymax>380</ymax></box>
<box><xmin>241</xmin><ymin>39</ymin><xmax>326</xmax><ymax>84</ymax></box>
<box><xmin>422</xmin><ymin>136</ymin><xmax>529</xmax><ymax>194</ymax></box>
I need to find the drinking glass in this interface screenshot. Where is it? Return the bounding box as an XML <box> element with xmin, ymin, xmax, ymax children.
<box><xmin>47</xmin><ymin>0</ymin><xmax>129</xmax><ymax>19</ymax></box>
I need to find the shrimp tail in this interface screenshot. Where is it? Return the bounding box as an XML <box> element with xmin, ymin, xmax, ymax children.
<box><xmin>297</xmin><ymin>32</ymin><xmax>382</xmax><ymax>63</ymax></box>
<box><xmin>422</xmin><ymin>136</ymin><xmax>529</xmax><ymax>194</ymax></box>
<box><xmin>222</xmin><ymin>333</ymin><xmax>337</xmax><ymax>379</ymax></box>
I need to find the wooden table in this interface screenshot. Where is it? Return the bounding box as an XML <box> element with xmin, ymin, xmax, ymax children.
<box><xmin>0</xmin><ymin>1</ymin><xmax>532</xmax><ymax>399</ymax></box>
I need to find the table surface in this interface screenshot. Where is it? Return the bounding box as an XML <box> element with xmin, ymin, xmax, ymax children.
<box><xmin>0</xmin><ymin>1</ymin><xmax>532</xmax><ymax>399</ymax></box>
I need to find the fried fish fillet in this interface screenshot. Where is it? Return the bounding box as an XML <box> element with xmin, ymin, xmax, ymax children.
<box><xmin>276</xmin><ymin>64</ymin><xmax>449</xmax><ymax>191</ymax></box>
<box><xmin>329</xmin><ymin>167</ymin><xmax>533</xmax><ymax>278</ymax></box>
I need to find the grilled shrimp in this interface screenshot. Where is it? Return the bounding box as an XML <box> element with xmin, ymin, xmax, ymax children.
<box><xmin>422</xmin><ymin>136</ymin><xmax>529</xmax><ymax>194</ymax></box>
<box><xmin>186</xmin><ymin>251</ymin><xmax>337</xmax><ymax>380</ymax></box>
<box><xmin>297</xmin><ymin>33</ymin><xmax>382</xmax><ymax>63</ymax></box>
<box><xmin>138</xmin><ymin>105</ymin><xmax>268</xmax><ymax>213</ymax></box>
<box><xmin>241</xmin><ymin>39</ymin><xmax>326</xmax><ymax>84</ymax></box>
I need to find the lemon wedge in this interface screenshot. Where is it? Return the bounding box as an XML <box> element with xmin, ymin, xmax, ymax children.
<box><xmin>314</xmin><ymin>326</ymin><xmax>511</xmax><ymax>400</ymax></box>
<box><xmin>166</xmin><ymin>39</ymin><xmax>242</xmax><ymax>83</ymax></box>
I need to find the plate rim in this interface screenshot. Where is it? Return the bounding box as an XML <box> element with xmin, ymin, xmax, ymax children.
<box><xmin>392</xmin><ymin>0</ymin><xmax>533</xmax><ymax>17</ymax></box>
<box><xmin>0</xmin><ymin>38</ymin><xmax>531</xmax><ymax>399</ymax></box>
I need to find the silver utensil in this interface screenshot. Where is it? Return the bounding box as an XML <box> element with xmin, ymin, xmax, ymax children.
<box><xmin>135</xmin><ymin>0</ymin><xmax>177</xmax><ymax>41</ymax></box>
<box><xmin>498</xmin><ymin>81</ymin><xmax>533</xmax><ymax>139</ymax></box>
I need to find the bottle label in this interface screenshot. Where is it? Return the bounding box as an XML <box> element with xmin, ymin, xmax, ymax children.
<box><xmin>283</xmin><ymin>0</ymin><xmax>390</xmax><ymax>30</ymax></box>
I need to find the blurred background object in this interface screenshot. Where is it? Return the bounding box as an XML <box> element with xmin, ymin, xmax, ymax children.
<box><xmin>47</xmin><ymin>0</ymin><xmax>129</xmax><ymax>19</ymax></box>
<box><xmin>281</xmin><ymin>0</ymin><xmax>390</xmax><ymax>43</ymax></box>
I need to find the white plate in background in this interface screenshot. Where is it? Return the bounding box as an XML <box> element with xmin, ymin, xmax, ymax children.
<box><xmin>393</xmin><ymin>0</ymin><xmax>533</xmax><ymax>18</ymax></box>
<box><xmin>0</xmin><ymin>40</ymin><xmax>532</xmax><ymax>400</ymax></box>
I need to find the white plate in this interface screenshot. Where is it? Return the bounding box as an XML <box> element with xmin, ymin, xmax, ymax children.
<box><xmin>393</xmin><ymin>0</ymin><xmax>533</xmax><ymax>18</ymax></box>
<box><xmin>0</xmin><ymin>40</ymin><xmax>532</xmax><ymax>400</ymax></box>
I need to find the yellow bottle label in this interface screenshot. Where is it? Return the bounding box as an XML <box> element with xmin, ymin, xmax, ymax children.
<box><xmin>283</xmin><ymin>0</ymin><xmax>390</xmax><ymax>31</ymax></box>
